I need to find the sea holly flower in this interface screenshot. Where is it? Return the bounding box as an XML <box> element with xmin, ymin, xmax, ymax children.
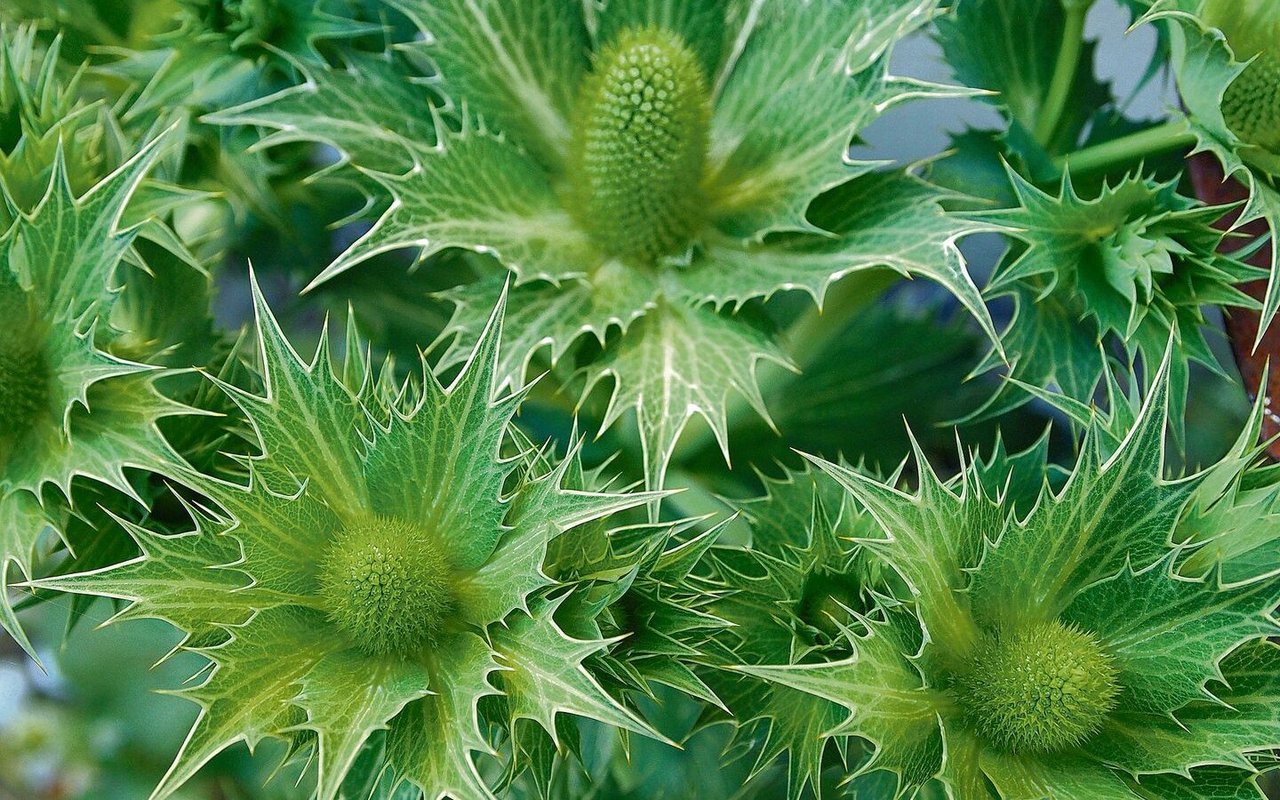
<box><xmin>719</xmin><ymin>364</ymin><xmax>1280</xmax><ymax>798</ymax></box>
<box><xmin>28</xmin><ymin>281</ymin><xmax>671</xmax><ymax>800</ymax></box>
<box><xmin>1137</xmin><ymin>0</ymin><xmax>1280</xmax><ymax>341</ymax></box>
<box><xmin>693</xmin><ymin>464</ymin><xmax>888</xmax><ymax>798</ymax></box>
<box><xmin>969</xmin><ymin>169</ymin><xmax>1261</xmax><ymax>430</ymax></box>
<box><xmin>212</xmin><ymin>0</ymin><xmax>998</xmax><ymax>490</ymax></box>
<box><xmin>0</xmin><ymin>126</ymin><xmax>202</xmax><ymax>659</ymax></box>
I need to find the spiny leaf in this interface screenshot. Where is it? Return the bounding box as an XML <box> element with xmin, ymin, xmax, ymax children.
<box><xmin>436</xmin><ymin>265</ymin><xmax>657</xmax><ymax>393</ymax></box>
<box><xmin>312</xmin><ymin>120</ymin><xmax>599</xmax><ymax>290</ymax></box>
<box><xmin>584</xmin><ymin>300</ymin><xmax>791</xmax><ymax>491</ymax></box>
<box><xmin>390</xmin><ymin>0</ymin><xmax>588</xmax><ymax>169</ymax></box>
<box><xmin>703</xmin><ymin>0</ymin><xmax>938</xmax><ymax>239</ymax></box>
<box><xmin>1064</xmin><ymin>558</ymin><xmax>1280</xmax><ymax>714</ymax></box>
<box><xmin>206</xmin><ymin>53</ymin><xmax>440</xmax><ymax>174</ymax></box>
<box><xmin>672</xmin><ymin>170</ymin><xmax>999</xmax><ymax>348</ymax></box>
<box><xmin>491</xmin><ymin>598</ymin><xmax>661</xmax><ymax>744</ymax></box>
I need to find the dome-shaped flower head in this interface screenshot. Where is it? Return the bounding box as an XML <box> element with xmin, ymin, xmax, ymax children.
<box><xmin>719</xmin><ymin>360</ymin><xmax>1280</xmax><ymax>798</ymax></box>
<box><xmin>213</xmin><ymin>0</ymin><xmax>997</xmax><ymax>490</ymax></box>
<box><xmin>29</xmin><ymin>279</ymin><xmax>670</xmax><ymax>800</ymax></box>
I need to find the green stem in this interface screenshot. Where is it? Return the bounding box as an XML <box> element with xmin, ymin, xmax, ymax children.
<box><xmin>1034</xmin><ymin>1</ymin><xmax>1091</xmax><ymax>147</ymax></box>
<box><xmin>675</xmin><ymin>269</ymin><xmax>898</xmax><ymax>460</ymax></box>
<box><xmin>778</xmin><ymin>270</ymin><xmax>899</xmax><ymax>369</ymax></box>
<box><xmin>1053</xmin><ymin>120</ymin><xmax>1198</xmax><ymax>175</ymax></box>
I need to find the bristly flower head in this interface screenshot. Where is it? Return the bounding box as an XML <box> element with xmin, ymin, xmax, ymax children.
<box><xmin>29</xmin><ymin>279</ymin><xmax>668</xmax><ymax>800</ymax></box>
<box><xmin>1198</xmin><ymin>0</ymin><xmax>1280</xmax><ymax>153</ymax></box>
<box><xmin>722</xmin><ymin>359</ymin><xmax>1280</xmax><ymax>798</ymax></box>
<box><xmin>212</xmin><ymin>0</ymin><xmax>998</xmax><ymax>490</ymax></box>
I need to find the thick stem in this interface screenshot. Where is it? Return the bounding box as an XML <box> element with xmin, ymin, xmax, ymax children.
<box><xmin>1034</xmin><ymin>2</ymin><xmax>1091</xmax><ymax>147</ymax></box>
<box><xmin>1054</xmin><ymin>120</ymin><xmax>1198</xmax><ymax>175</ymax></box>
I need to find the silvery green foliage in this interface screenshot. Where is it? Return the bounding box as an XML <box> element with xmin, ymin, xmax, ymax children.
<box><xmin>3</xmin><ymin>2</ymin><xmax>1280</xmax><ymax>799</ymax></box>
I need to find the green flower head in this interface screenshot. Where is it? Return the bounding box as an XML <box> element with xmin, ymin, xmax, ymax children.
<box><xmin>30</xmin><ymin>279</ymin><xmax>667</xmax><ymax>800</ymax></box>
<box><xmin>213</xmin><ymin>0</ymin><xmax>997</xmax><ymax>489</ymax></box>
<box><xmin>724</xmin><ymin>364</ymin><xmax>1280</xmax><ymax>798</ymax></box>
<box><xmin>1200</xmin><ymin>0</ymin><xmax>1280</xmax><ymax>151</ymax></box>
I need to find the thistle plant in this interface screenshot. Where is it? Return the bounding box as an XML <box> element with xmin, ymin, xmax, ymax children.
<box><xmin>28</xmin><ymin>283</ymin><xmax>672</xmax><ymax>799</ymax></box>
<box><xmin>723</xmin><ymin>368</ymin><xmax>1280</xmax><ymax>798</ymax></box>
<box><xmin>6</xmin><ymin>2</ymin><xmax>1280</xmax><ymax>800</ymax></box>
<box><xmin>212</xmin><ymin>0</ymin><xmax>996</xmax><ymax>488</ymax></box>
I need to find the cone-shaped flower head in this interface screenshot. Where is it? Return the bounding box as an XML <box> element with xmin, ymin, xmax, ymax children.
<box><xmin>568</xmin><ymin>26</ymin><xmax>710</xmax><ymax>262</ymax></box>
<box><xmin>212</xmin><ymin>0</ymin><xmax>996</xmax><ymax>490</ymax></box>
<box><xmin>29</xmin><ymin>281</ymin><xmax>665</xmax><ymax>800</ymax></box>
<box><xmin>719</xmin><ymin>362</ymin><xmax>1280</xmax><ymax>798</ymax></box>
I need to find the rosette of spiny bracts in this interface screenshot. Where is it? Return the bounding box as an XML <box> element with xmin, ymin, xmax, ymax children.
<box><xmin>210</xmin><ymin>0</ymin><xmax>998</xmax><ymax>492</ymax></box>
<box><xmin>0</xmin><ymin>25</ymin><xmax>242</xmax><ymax>660</ymax></box>
<box><xmin>1139</xmin><ymin>0</ymin><xmax>1280</xmax><ymax>341</ymax></box>
<box><xmin>706</xmin><ymin>361</ymin><xmax>1280</xmax><ymax>799</ymax></box>
<box><xmin>967</xmin><ymin>168</ymin><xmax>1262</xmax><ymax>436</ymax></box>
<box><xmin>24</xmin><ymin>281</ymin><xmax>715</xmax><ymax>800</ymax></box>
<box><xmin>0</xmin><ymin>130</ymin><xmax>211</xmax><ymax>659</ymax></box>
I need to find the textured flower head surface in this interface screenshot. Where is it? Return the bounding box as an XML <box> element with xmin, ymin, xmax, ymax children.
<box><xmin>722</xmin><ymin>361</ymin><xmax>1280</xmax><ymax>799</ymax></box>
<box><xmin>212</xmin><ymin>0</ymin><xmax>998</xmax><ymax>490</ymax></box>
<box><xmin>1197</xmin><ymin>0</ymin><xmax>1280</xmax><ymax>154</ymax></box>
<box><xmin>29</xmin><ymin>279</ymin><xmax>669</xmax><ymax>800</ymax></box>
<box><xmin>968</xmin><ymin>168</ymin><xmax>1262</xmax><ymax>427</ymax></box>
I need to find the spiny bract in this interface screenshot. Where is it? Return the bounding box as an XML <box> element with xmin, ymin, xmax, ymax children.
<box><xmin>970</xmin><ymin>169</ymin><xmax>1261</xmax><ymax>428</ymax></box>
<box><xmin>211</xmin><ymin>0</ymin><xmax>996</xmax><ymax>491</ymax></box>
<box><xmin>718</xmin><ymin>362</ymin><xmax>1280</xmax><ymax>798</ymax></box>
<box><xmin>29</xmin><ymin>280</ymin><xmax>667</xmax><ymax>800</ymax></box>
